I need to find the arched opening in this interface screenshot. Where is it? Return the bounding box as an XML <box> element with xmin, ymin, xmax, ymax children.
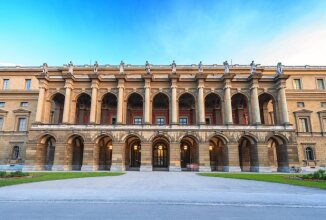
<box><xmin>232</xmin><ymin>93</ymin><xmax>249</xmax><ymax>125</ymax></box>
<box><xmin>76</xmin><ymin>93</ymin><xmax>91</xmax><ymax>124</ymax></box>
<box><xmin>50</xmin><ymin>93</ymin><xmax>65</xmax><ymax>124</ymax></box>
<box><xmin>209</xmin><ymin>136</ymin><xmax>228</xmax><ymax>171</ymax></box>
<box><xmin>125</xmin><ymin>136</ymin><xmax>141</xmax><ymax>171</ymax></box>
<box><xmin>44</xmin><ymin>137</ymin><xmax>56</xmax><ymax>171</ymax></box>
<box><xmin>152</xmin><ymin>136</ymin><xmax>169</xmax><ymax>171</ymax></box>
<box><xmin>205</xmin><ymin>93</ymin><xmax>222</xmax><ymax>125</ymax></box>
<box><xmin>259</xmin><ymin>93</ymin><xmax>276</xmax><ymax>125</ymax></box>
<box><xmin>180</xmin><ymin>136</ymin><xmax>198</xmax><ymax>171</ymax></box>
<box><xmin>152</xmin><ymin>93</ymin><xmax>169</xmax><ymax>125</ymax></box>
<box><xmin>267</xmin><ymin>136</ymin><xmax>289</xmax><ymax>172</ymax></box>
<box><xmin>12</xmin><ymin>146</ymin><xmax>20</xmax><ymax>160</ymax></box>
<box><xmin>101</xmin><ymin>93</ymin><xmax>117</xmax><ymax>125</ymax></box>
<box><xmin>179</xmin><ymin>93</ymin><xmax>196</xmax><ymax>125</ymax></box>
<box><xmin>69</xmin><ymin>136</ymin><xmax>84</xmax><ymax>171</ymax></box>
<box><xmin>97</xmin><ymin>136</ymin><xmax>113</xmax><ymax>170</ymax></box>
<box><xmin>238</xmin><ymin>136</ymin><xmax>258</xmax><ymax>172</ymax></box>
<box><xmin>127</xmin><ymin>93</ymin><xmax>143</xmax><ymax>125</ymax></box>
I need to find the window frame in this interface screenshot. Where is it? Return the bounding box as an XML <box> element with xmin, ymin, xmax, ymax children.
<box><xmin>20</xmin><ymin>102</ymin><xmax>28</xmax><ymax>107</ymax></box>
<box><xmin>17</xmin><ymin>117</ymin><xmax>27</xmax><ymax>131</ymax></box>
<box><xmin>3</xmin><ymin>79</ymin><xmax>9</xmax><ymax>90</ymax></box>
<box><xmin>25</xmin><ymin>79</ymin><xmax>31</xmax><ymax>90</ymax></box>
<box><xmin>296</xmin><ymin>102</ymin><xmax>305</xmax><ymax>107</ymax></box>
<box><xmin>155</xmin><ymin>116</ymin><xmax>166</xmax><ymax>125</ymax></box>
<box><xmin>133</xmin><ymin>117</ymin><xmax>142</xmax><ymax>125</ymax></box>
<box><xmin>316</xmin><ymin>78</ymin><xmax>325</xmax><ymax>90</ymax></box>
<box><xmin>293</xmin><ymin>109</ymin><xmax>312</xmax><ymax>133</ymax></box>
<box><xmin>0</xmin><ymin>102</ymin><xmax>5</xmax><ymax>107</ymax></box>
<box><xmin>179</xmin><ymin>117</ymin><xmax>188</xmax><ymax>125</ymax></box>
<box><xmin>293</xmin><ymin>78</ymin><xmax>302</xmax><ymax>90</ymax></box>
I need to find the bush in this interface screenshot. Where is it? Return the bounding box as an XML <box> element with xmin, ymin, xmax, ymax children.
<box><xmin>0</xmin><ymin>171</ymin><xmax>6</xmax><ymax>178</ymax></box>
<box><xmin>302</xmin><ymin>169</ymin><xmax>326</xmax><ymax>180</ymax></box>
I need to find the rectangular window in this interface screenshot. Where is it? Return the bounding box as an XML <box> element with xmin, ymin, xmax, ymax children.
<box><xmin>25</xmin><ymin>79</ymin><xmax>31</xmax><ymax>90</ymax></box>
<box><xmin>3</xmin><ymin>79</ymin><xmax>9</xmax><ymax>90</ymax></box>
<box><xmin>179</xmin><ymin>117</ymin><xmax>188</xmax><ymax>125</ymax></box>
<box><xmin>111</xmin><ymin>117</ymin><xmax>116</xmax><ymax>125</ymax></box>
<box><xmin>0</xmin><ymin>117</ymin><xmax>3</xmax><ymax>131</ymax></box>
<box><xmin>20</xmin><ymin>102</ymin><xmax>28</xmax><ymax>107</ymax></box>
<box><xmin>299</xmin><ymin>118</ymin><xmax>309</xmax><ymax>132</ymax></box>
<box><xmin>17</xmin><ymin>118</ymin><xmax>26</xmax><ymax>131</ymax></box>
<box><xmin>133</xmin><ymin>117</ymin><xmax>142</xmax><ymax>125</ymax></box>
<box><xmin>205</xmin><ymin>117</ymin><xmax>210</xmax><ymax>125</ymax></box>
<box><xmin>321</xmin><ymin>102</ymin><xmax>326</xmax><ymax>108</ymax></box>
<box><xmin>297</xmin><ymin>102</ymin><xmax>305</xmax><ymax>107</ymax></box>
<box><xmin>293</xmin><ymin>79</ymin><xmax>302</xmax><ymax>90</ymax></box>
<box><xmin>317</xmin><ymin>79</ymin><xmax>325</xmax><ymax>90</ymax></box>
<box><xmin>0</xmin><ymin>102</ymin><xmax>5</xmax><ymax>107</ymax></box>
<box><xmin>156</xmin><ymin>117</ymin><xmax>165</xmax><ymax>125</ymax></box>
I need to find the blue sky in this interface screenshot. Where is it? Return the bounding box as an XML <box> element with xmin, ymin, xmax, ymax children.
<box><xmin>0</xmin><ymin>0</ymin><xmax>325</xmax><ymax>66</ymax></box>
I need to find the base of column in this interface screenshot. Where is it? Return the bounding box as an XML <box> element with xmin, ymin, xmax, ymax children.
<box><xmin>251</xmin><ymin>166</ymin><xmax>272</xmax><ymax>173</ymax></box>
<box><xmin>81</xmin><ymin>165</ymin><xmax>93</xmax><ymax>171</ymax></box>
<box><xmin>169</xmin><ymin>166</ymin><xmax>181</xmax><ymax>172</ymax></box>
<box><xmin>52</xmin><ymin>165</ymin><xmax>65</xmax><ymax>171</ymax></box>
<box><xmin>199</xmin><ymin>166</ymin><xmax>211</xmax><ymax>172</ymax></box>
<box><xmin>110</xmin><ymin>165</ymin><xmax>126</xmax><ymax>172</ymax></box>
<box><xmin>140</xmin><ymin>165</ymin><xmax>152</xmax><ymax>172</ymax></box>
<box><xmin>143</xmin><ymin>122</ymin><xmax>151</xmax><ymax>125</ymax></box>
<box><xmin>198</xmin><ymin>122</ymin><xmax>206</xmax><ymax>125</ymax></box>
<box><xmin>224</xmin><ymin>166</ymin><xmax>241</xmax><ymax>172</ymax></box>
<box><xmin>277</xmin><ymin>166</ymin><xmax>290</xmax><ymax>173</ymax></box>
<box><xmin>225</xmin><ymin>122</ymin><xmax>233</xmax><ymax>125</ymax></box>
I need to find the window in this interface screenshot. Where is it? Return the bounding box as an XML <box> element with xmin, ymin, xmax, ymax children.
<box><xmin>25</xmin><ymin>79</ymin><xmax>31</xmax><ymax>90</ymax></box>
<box><xmin>317</xmin><ymin>79</ymin><xmax>325</xmax><ymax>90</ymax></box>
<box><xmin>179</xmin><ymin>117</ymin><xmax>188</xmax><ymax>125</ymax></box>
<box><xmin>20</xmin><ymin>102</ymin><xmax>28</xmax><ymax>107</ymax></box>
<box><xmin>0</xmin><ymin>102</ymin><xmax>5</xmax><ymax>107</ymax></box>
<box><xmin>321</xmin><ymin>102</ymin><xmax>326</xmax><ymax>108</ymax></box>
<box><xmin>3</xmin><ymin>79</ymin><xmax>9</xmax><ymax>90</ymax></box>
<box><xmin>156</xmin><ymin>117</ymin><xmax>165</xmax><ymax>125</ymax></box>
<box><xmin>205</xmin><ymin>117</ymin><xmax>210</xmax><ymax>125</ymax></box>
<box><xmin>293</xmin><ymin>79</ymin><xmax>302</xmax><ymax>90</ymax></box>
<box><xmin>111</xmin><ymin>117</ymin><xmax>116</xmax><ymax>125</ymax></box>
<box><xmin>133</xmin><ymin>117</ymin><xmax>142</xmax><ymax>125</ymax></box>
<box><xmin>17</xmin><ymin>118</ymin><xmax>26</xmax><ymax>131</ymax></box>
<box><xmin>0</xmin><ymin>117</ymin><xmax>3</xmax><ymax>130</ymax></box>
<box><xmin>12</xmin><ymin>146</ymin><xmax>20</xmax><ymax>160</ymax></box>
<box><xmin>305</xmin><ymin>147</ymin><xmax>314</xmax><ymax>161</ymax></box>
<box><xmin>297</xmin><ymin>102</ymin><xmax>305</xmax><ymax>107</ymax></box>
<box><xmin>299</xmin><ymin>118</ymin><xmax>309</xmax><ymax>132</ymax></box>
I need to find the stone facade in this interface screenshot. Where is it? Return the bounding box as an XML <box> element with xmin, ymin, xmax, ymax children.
<box><xmin>0</xmin><ymin>63</ymin><xmax>325</xmax><ymax>172</ymax></box>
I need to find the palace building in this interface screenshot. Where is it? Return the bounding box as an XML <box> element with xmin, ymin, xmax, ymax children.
<box><xmin>0</xmin><ymin>61</ymin><xmax>325</xmax><ymax>172</ymax></box>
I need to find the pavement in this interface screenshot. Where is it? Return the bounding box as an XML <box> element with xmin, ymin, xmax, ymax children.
<box><xmin>0</xmin><ymin>172</ymin><xmax>325</xmax><ymax>219</ymax></box>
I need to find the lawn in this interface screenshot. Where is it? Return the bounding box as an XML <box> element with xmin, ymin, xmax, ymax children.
<box><xmin>0</xmin><ymin>172</ymin><xmax>124</xmax><ymax>187</ymax></box>
<box><xmin>198</xmin><ymin>173</ymin><xmax>326</xmax><ymax>190</ymax></box>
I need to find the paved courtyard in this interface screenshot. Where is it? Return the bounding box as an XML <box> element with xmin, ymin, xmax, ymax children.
<box><xmin>0</xmin><ymin>172</ymin><xmax>326</xmax><ymax>219</ymax></box>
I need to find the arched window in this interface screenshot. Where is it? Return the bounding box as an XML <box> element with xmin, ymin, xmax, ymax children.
<box><xmin>12</xmin><ymin>146</ymin><xmax>20</xmax><ymax>160</ymax></box>
<box><xmin>305</xmin><ymin>147</ymin><xmax>314</xmax><ymax>161</ymax></box>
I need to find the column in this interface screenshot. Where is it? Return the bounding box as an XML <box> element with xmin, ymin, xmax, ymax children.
<box><xmin>117</xmin><ymin>85</ymin><xmax>124</xmax><ymax>124</ymax></box>
<box><xmin>140</xmin><ymin>142</ymin><xmax>152</xmax><ymax>171</ymax></box>
<box><xmin>144</xmin><ymin>86</ymin><xmax>151</xmax><ymax>124</ymax></box>
<box><xmin>169</xmin><ymin>142</ymin><xmax>181</xmax><ymax>171</ymax></box>
<box><xmin>62</xmin><ymin>81</ymin><xmax>73</xmax><ymax>124</ymax></box>
<box><xmin>254</xmin><ymin>143</ymin><xmax>271</xmax><ymax>172</ymax></box>
<box><xmin>111</xmin><ymin>142</ymin><xmax>125</xmax><ymax>171</ymax></box>
<box><xmin>35</xmin><ymin>86</ymin><xmax>46</xmax><ymax>123</ymax></box>
<box><xmin>279</xmin><ymin>86</ymin><xmax>289</xmax><ymax>125</ymax></box>
<box><xmin>198</xmin><ymin>86</ymin><xmax>205</xmax><ymax>125</ymax></box>
<box><xmin>171</xmin><ymin>85</ymin><xmax>178</xmax><ymax>124</ymax></box>
<box><xmin>225</xmin><ymin>143</ymin><xmax>241</xmax><ymax>172</ymax></box>
<box><xmin>198</xmin><ymin>142</ymin><xmax>211</xmax><ymax>172</ymax></box>
<box><xmin>251</xmin><ymin>85</ymin><xmax>261</xmax><ymax>125</ymax></box>
<box><xmin>224</xmin><ymin>86</ymin><xmax>233</xmax><ymax>124</ymax></box>
<box><xmin>89</xmin><ymin>80</ymin><xmax>99</xmax><ymax>124</ymax></box>
<box><xmin>81</xmin><ymin>143</ymin><xmax>95</xmax><ymax>171</ymax></box>
<box><xmin>52</xmin><ymin>142</ymin><xmax>66</xmax><ymax>171</ymax></box>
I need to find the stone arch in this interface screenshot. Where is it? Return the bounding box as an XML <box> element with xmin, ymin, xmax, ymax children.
<box><xmin>267</xmin><ymin>135</ymin><xmax>289</xmax><ymax>172</ymax></box>
<box><xmin>231</xmin><ymin>93</ymin><xmax>249</xmax><ymax>125</ymax></box>
<box><xmin>124</xmin><ymin>135</ymin><xmax>142</xmax><ymax>171</ymax></box>
<box><xmin>121</xmin><ymin>133</ymin><xmax>145</xmax><ymax>143</ymax></box>
<box><xmin>100</xmin><ymin>91</ymin><xmax>118</xmax><ymax>101</ymax></box>
<box><xmin>126</xmin><ymin>92</ymin><xmax>144</xmax><ymax>125</ymax></box>
<box><xmin>177</xmin><ymin>91</ymin><xmax>197</xmax><ymax>101</ymax></box>
<box><xmin>93</xmin><ymin>132</ymin><xmax>115</xmax><ymax>144</ymax></box>
<box><xmin>207</xmin><ymin>133</ymin><xmax>229</xmax><ymax>145</ymax></box>
<box><xmin>75</xmin><ymin>93</ymin><xmax>91</xmax><ymax>124</ymax></box>
<box><xmin>66</xmin><ymin>134</ymin><xmax>84</xmax><ymax>171</ymax></box>
<box><xmin>152</xmin><ymin>92</ymin><xmax>170</xmax><ymax>125</ymax></box>
<box><xmin>204</xmin><ymin>91</ymin><xmax>223</xmax><ymax>101</ymax></box>
<box><xmin>209</xmin><ymin>135</ymin><xmax>229</xmax><ymax>171</ymax></box>
<box><xmin>238</xmin><ymin>135</ymin><xmax>259</xmax><ymax>172</ymax></box>
<box><xmin>178</xmin><ymin>92</ymin><xmax>197</xmax><ymax>125</ymax></box>
<box><xmin>148</xmin><ymin>133</ymin><xmax>172</xmax><ymax>143</ymax></box>
<box><xmin>36</xmin><ymin>134</ymin><xmax>57</xmax><ymax>171</ymax></box>
<box><xmin>152</xmin><ymin>135</ymin><xmax>170</xmax><ymax>170</ymax></box>
<box><xmin>94</xmin><ymin>134</ymin><xmax>113</xmax><ymax>171</ymax></box>
<box><xmin>259</xmin><ymin>92</ymin><xmax>277</xmax><ymax>125</ymax></box>
<box><xmin>180</xmin><ymin>135</ymin><xmax>199</xmax><ymax>171</ymax></box>
<box><xmin>151</xmin><ymin>91</ymin><xmax>171</xmax><ymax>102</ymax></box>
<box><xmin>100</xmin><ymin>92</ymin><xmax>118</xmax><ymax>125</ymax></box>
<box><xmin>49</xmin><ymin>93</ymin><xmax>65</xmax><ymax>124</ymax></box>
<box><xmin>125</xmin><ymin>91</ymin><xmax>144</xmax><ymax>101</ymax></box>
<box><xmin>205</xmin><ymin>92</ymin><xmax>223</xmax><ymax>125</ymax></box>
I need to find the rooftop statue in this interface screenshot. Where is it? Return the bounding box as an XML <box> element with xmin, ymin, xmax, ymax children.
<box><xmin>145</xmin><ymin>61</ymin><xmax>151</xmax><ymax>74</ymax></box>
<box><xmin>119</xmin><ymin>60</ymin><xmax>125</xmax><ymax>74</ymax></box>
<box><xmin>276</xmin><ymin>62</ymin><xmax>283</xmax><ymax>75</ymax></box>
<box><xmin>42</xmin><ymin>63</ymin><xmax>48</xmax><ymax>74</ymax></box>
<box><xmin>223</xmin><ymin>61</ymin><xmax>229</xmax><ymax>74</ymax></box>
<box><xmin>171</xmin><ymin>60</ymin><xmax>177</xmax><ymax>74</ymax></box>
<box><xmin>68</xmin><ymin>61</ymin><xmax>74</xmax><ymax>74</ymax></box>
<box><xmin>250</xmin><ymin>60</ymin><xmax>256</xmax><ymax>74</ymax></box>
<box><xmin>93</xmin><ymin>61</ymin><xmax>99</xmax><ymax>73</ymax></box>
<box><xmin>198</xmin><ymin>61</ymin><xmax>203</xmax><ymax>73</ymax></box>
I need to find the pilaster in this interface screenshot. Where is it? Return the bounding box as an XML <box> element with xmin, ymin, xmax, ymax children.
<box><xmin>140</xmin><ymin>142</ymin><xmax>152</xmax><ymax>171</ymax></box>
<box><xmin>111</xmin><ymin>142</ymin><xmax>125</xmax><ymax>171</ymax></box>
<box><xmin>225</xmin><ymin>143</ymin><xmax>241</xmax><ymax>172</ymax></box>
<box><xmin>198</xmin><ymin>142</ymin><xmax>211</xmax><ymax>172</ymax></box>
<box><xmin>169</xmin><ymin>142</ymin><xmax>181</xmax><ymax>171</ymax></box>
<box><xmin>89</xmin><ymin>77</ymin><xmax>99</xmax><ymax>124</ymax></box>
<box><xmin>81</xmin><ymin>143</ymin><xmax>96</xmax><ymax>171</ymax></box>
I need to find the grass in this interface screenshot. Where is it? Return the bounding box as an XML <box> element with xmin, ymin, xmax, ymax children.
<box><xmin>198</xmin><ymin>173</ymin><xmax>326</xmax><ymax>190</ymax></box>
<box><xmin>0</xmin><ymin>172</ymin><xmax>124</xmax><ymax>187</ymax></box>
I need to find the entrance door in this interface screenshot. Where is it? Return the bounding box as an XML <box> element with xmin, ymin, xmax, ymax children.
<box><xmin>181</xmin><ymin>145</ymin><xmax>191</xmax><ymax>169</ymax></box>
<box><xmin>130</xmin><ymin>144</ymin><xmax>141</xmax><ymax>168</ymax></box>
<box><xmin>153</xmin><ymin>144</ymin><xmax>168</xmax><ymax>169</ymax></box>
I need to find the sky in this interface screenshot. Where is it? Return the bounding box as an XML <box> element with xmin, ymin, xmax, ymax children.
<box><xmin>0</xmin><ymin>0</ymin><xmax>325</xmax><ymax>66</ymax></box>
